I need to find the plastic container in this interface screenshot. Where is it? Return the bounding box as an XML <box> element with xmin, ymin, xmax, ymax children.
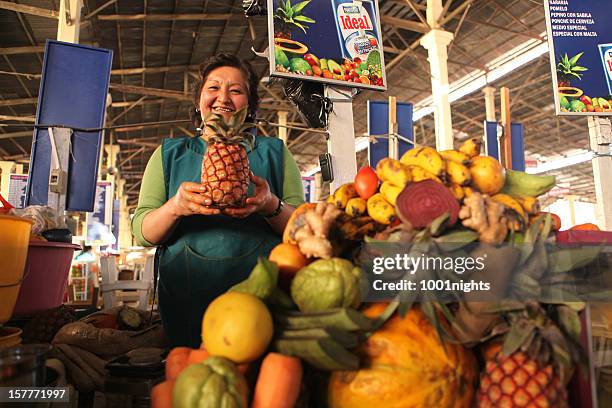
<box><xmin>0</xmin><ymin>215</ymin><xmax>33</xmax><ymax>323</ymax></box>
<box><xmin>13</xmin><ymin>241</ymin><xmax>81</xmax><ymax>317</ymax></box>
<box><xmin>0</xmin><ymin>344</ymin><xmax>51</xmax><ymax>386</ymax></box>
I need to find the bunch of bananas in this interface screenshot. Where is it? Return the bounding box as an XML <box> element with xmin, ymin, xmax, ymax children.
<box><xmin>327</xmin><ymin>182</ymin><xmax>396</xmax><ymax>225</ymax></box>
<box><xmin>272</xmin><ymin>307</ymin><xmax>372</xmax><ymax>371</ymax></box>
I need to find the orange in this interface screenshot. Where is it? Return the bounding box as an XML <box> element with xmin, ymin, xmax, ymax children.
<box><xmin>570</xmin><ymin>223</ymin><xmax>600</xmax><ymax>231</ymax></box>
<box><xmin>270</xmin><ymin>241</ymin><xmax>308</xmax><ymax>271</ymax></box>
<box><xmin>269</xmin><ymin>243</ymin><xmax>309</xmax><ymax>291</ymax></box>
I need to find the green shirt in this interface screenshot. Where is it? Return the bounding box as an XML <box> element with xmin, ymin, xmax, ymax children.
<box><xmin>131</xmin><ymin>141</ymin><xmax>305</xmax><ymax>246</ymax></box>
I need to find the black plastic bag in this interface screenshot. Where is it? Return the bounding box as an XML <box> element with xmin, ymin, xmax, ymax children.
<box><xmin>279</xmin><ymin>79</ymin><xmax>332</xmax><ymax>129</ymax></box>
<box><xmin>242</xmin><ymin>0</ymin><xmax>267</xmax><ymax>16</ymax></box>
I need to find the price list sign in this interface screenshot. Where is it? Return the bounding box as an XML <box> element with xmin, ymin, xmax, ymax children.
<box><xmin>544</xmin><ymin>0</ymin><xmax>612</xmax><ymax>116</ymax></box>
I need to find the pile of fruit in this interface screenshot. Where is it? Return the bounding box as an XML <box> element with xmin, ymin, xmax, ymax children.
<box><xmin>275</xmin><ymin>46</ymin><xmax>384</xmax><ymax>86</ymax></box>
<box><xmin>153</xmin><ymin>137</ymin><xmax>603</xmax><ymax>408</ymax></box>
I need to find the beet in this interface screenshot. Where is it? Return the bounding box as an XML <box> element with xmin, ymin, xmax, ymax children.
<box><xmin>396</xmin><ymin>180</ymin><xmax>460</xmax><ymax>229</ymax></box>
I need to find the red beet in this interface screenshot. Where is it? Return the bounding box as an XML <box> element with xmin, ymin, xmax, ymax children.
<box><xmin>396</xmin><ymin>180</ymin><xmax>460</xmax><ymax>229</ymax></box>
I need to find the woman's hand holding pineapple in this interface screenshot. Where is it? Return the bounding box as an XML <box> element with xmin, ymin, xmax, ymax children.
<box><xmin>222</xmin><ymin>174</ymin><xmax>277</xmax><ymax>219</ymax></box>
<box><xmin>169</xmin><ymin>181</ymin><xmax>221</xmax><ymax>217</ymax></box>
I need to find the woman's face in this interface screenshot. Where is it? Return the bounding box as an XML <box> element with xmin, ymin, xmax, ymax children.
<box><xmin>199</xmin><ymin>66</ymin><xmax>249</xmax><ymax>124</ymax></box>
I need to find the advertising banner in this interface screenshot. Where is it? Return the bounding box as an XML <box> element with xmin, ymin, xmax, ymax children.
<box><xmin>544</xmin><ymin>0</ymin><xmax>612</xmax><ymax>116</ymax></box>
<box><xmin>267</xmin><ymin>0</ymin><xmax>387</xmax><ymax>91</ymax></box>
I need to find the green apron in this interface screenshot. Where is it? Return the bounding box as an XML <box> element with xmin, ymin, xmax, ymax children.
<box><xmin>158</xmin><ymin>136</ymin><xmax>284</xmax><ymax>348</ymax></box>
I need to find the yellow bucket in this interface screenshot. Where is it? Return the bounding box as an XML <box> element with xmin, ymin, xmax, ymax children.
<box><xmin>0</xmin><ymin>215</ymin><xmax>33</xmax><ymax>323</ymax></box>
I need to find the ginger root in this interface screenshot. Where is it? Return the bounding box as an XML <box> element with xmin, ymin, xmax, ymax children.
<box><xmin>285</xmin><ymin>202</ymin><xmax>342</xmax><ymax>259</ymax></box>
<box><xmin>459</xmin><ymin>192</ymin><xmax>508</xmax><ymax>244</ymax></box>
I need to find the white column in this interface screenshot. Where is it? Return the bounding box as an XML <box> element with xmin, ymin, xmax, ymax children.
<box><xmin>57</xmin><ymin>0</ymin><xmax>83</xmax><ymax>43</ymax></box>
<box><xmin>426</xmin><ymin>0</ymin><xmax>444</xmax><ymax>28</ymax></box>
<box><xmin>482</xmin><ymin>87</ymin><xmax>496</xmax><ymax>122</ymax></box>
<box><xmin>0</xmin><ymin>161</ymin><xmax>16</xmax><ymax>199</ymax></box>
<box><xmin>325</xmin><ymin>86</ymin><xmax>357</xmax><ymax>192</ymax></box>
<box><xmin>314</xmin><ymin>173</ymin><xmax>322</xmax><ymax>202</ymax></box>
<box><xmin>277</xmin><ymin>111</ymin><xmax>288</xmax><ymax>144</ymax></box>
<box><xmin>104</xmin><ymin>144</ymin><xmax>120</xmax><ymax>185</ymax></box>
<box><xmin>420</xmin><ymin>29</ymin><xmax>454</xmax><ymax>151</ymax></box>
<box><xmin>588</xmin><ymin>117</ymin><xmax>612</xmax><ymax>230</ymax></box>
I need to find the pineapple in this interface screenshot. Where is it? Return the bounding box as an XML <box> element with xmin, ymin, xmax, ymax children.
<box><xmin>274</xmin><ymin>0</ymin><xmax>315</xmax><ymax>38</ymax></box>
<box><xmin>201</xmin><ymin>107</ymin><xmax>255</xmax><ymax>208</ymax></box>
<box><xmin>556</xmin><ymin>52</ymin><xmax>588</xmax><ymax>87</ymax></box>
<box><xmin>476</xmin><ymin>301</ymin><xmax>584</xmax><ymax>408</ymax></box>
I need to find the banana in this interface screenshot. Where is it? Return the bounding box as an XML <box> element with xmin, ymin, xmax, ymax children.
<box><xmin>401</xmin><ymin>147</ymin><xmax>422</xmax><ymax>159</ymax></box>
<box><xmin>273</xmin><ymin>307</ymin><xmax>373</xmax><ymax>331</ymax></box>
<box><xmin>274</xmin><ymin>337</ymin><xmax>359</xmax><ymax>371</ymax></box>
<box><xmin>458</xmin><ymin>137</ymin><xmax>483</xmax><ymax>158</ymax></box>
<box><xmin>440</xmin><ymin>149</ymin><xmax>471</xmax><ymax>165</ymax></box>
<box><xmin>448</xmin><ymin>184</ymin><xmax>465</xmax><ymax>201</ymax></box>
<box><xmin>367</xmin><ymin>193</ymin><xmax>396</xmax><ymax>225</ymax></box>
<box><xmin>501</xmin><ymin>169</ymin><xmax>556</xmax><ymax>197</ymax></box>
<box><xmin>446</xmin><ymin>160</ymin><xmax>472</xmax><ymax>186</ymax></box>
<box><xmin>408</xmin><ymin>165</ymin><xmax>443</xmax><ymax>184</ymax></box>
<box><xmin>379</xmin><ymin>181</ymin><xmax>403</xmax><ymax>206</ymax></box>
<box><xmin>515</xmin><ymin>196</ymin><xmax>540</xmax><ymax>215</ymax></box>
<box><xmin>346</xmin><ymin>197</ymin><xmax>367</xmax><ymax>217</ymax></box>
<box><xmin>492</xmin><ymin>193</ymin><xmax>527</xmax><ymax>221</ymax></box>
<box><xmin>400</xmin><ymin>146</ymin><xmax>445</xmax><ymax>177</ymax></box>
<box><xmin>332</xmin><ymin>182</ymin><xmax>358</xmax><ymax>209</ymax></box>
<box><xmin>326</xmin><ymin>195</ymin><xmax>335</xmax><ymax>204</ymax></box>
<box><xmin>375</xmin><ymin>158</ymin><xmax>412</xmax><ymax>187</ymax></box>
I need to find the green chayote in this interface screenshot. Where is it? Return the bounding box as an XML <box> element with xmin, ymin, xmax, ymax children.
<box><xmin>173</xmin><ymin>356</ymin><xmax>248</xmax><ymax>408</ymax></box>
<box><xmin>291</xmin><ymin>258</ymin><xmax>362</xmax><ymax>312</ymax></box>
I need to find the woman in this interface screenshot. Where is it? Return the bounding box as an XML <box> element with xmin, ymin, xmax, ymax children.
<box><xmin>131</xmin><ymin>53</ymin><xmax>305</xmax><ymax>347</ymax></box>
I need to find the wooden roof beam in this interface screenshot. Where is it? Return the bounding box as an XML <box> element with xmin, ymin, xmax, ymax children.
<box><xmin>109</xmin><ymin>84</ymin><xmax>191</xmax><ymax>101</ymax></box>
<box><xmin>0</xmin><ymin>45</ymin><xmax>45</xmax><ymax>55</ymax></box>
<box><xmin>380</xmin><ymin>16</ymin><xmax>429</xmax><ymax>33</ymax></box>
<box><xmin>98</xmin><ymin>13</ymin><xmax>234</xmax><ymax>22</ymax></box>
<box><xmin>111</xmin><ymin>64</ymin><xmax>199</xmax><ymax>76</ymax></box>
<box><xmin>0</xmin><ymin>97</ymin><xmax>38</xmax><ymax>107</ymax></box>
<box><xmin>0</xmin><ymin>1</ymin><xmax>58</xmax><ymax>19</ymax></box>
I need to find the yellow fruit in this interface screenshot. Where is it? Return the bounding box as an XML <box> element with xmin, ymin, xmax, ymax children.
<box><xmin>400</xmin><ymin>146</ymin><xmax>445</xmax><ymax>177</ymax></box>
<box><xmin>326</xmin><ymin>195</ymin><xmax>335</xmax><ymax>204</ymax></box>
<box><xmin>458</xmin><ymin>137</ymin><xmax>483</xmax><ymax>158</ymax></box>
<box><xmin>440</xmin><ymin>149</ymin><xmax>471</xmax><ymax>165</ymax></box>
<box><xmin>492</xmin><ymin>193</ymin><xmax>527</xmax><ymax>231</ymax></box>
<box><xmin>469</xmin><ymin>156</ymin><xmax>505</xmax><ymax>195</ymax></box>
<box><xmin>346</xmin><ymin>197</ymin><xmax>367</xmax><ymax>217</ymax></box>
<box><xmin>329</xmin><ymin>304</ymin><xmax>477</xmax><ymax>408</ymax></box>
<box><xmin>515</xmin><ymin>196</ymin><xmax>540</xmax><ymax>215</ymax></box>
<box><xmin>202</xmin><ymin>292</ymin><xmax>273</xmax><ymax>364</ymax></box>
<box><xmin>333</xmin><ymin>183</ymin><xmax>358</xmax><ymax>209</ymax></box>
<box><xmin>463</xmin><ymin>186</ymin><xmax>475</xmax><ymax>198</ymax></box>
<box><xmin>448</xmin><ymin>184</ymin><xmax>465</xmax><ymax>201</ymax></box>
<box><xmin>446</xmin><ymin>161</ymin><xmax>471</xmax><ymax>186</ymax></box>
<box><xmin>379</xmin><ymin>181</ymin><xmax>403</xmax><ymax>206</ymax></box>
<box><xmin>375</xmin><ymin>158</ymin><xmax>412</xmax><ymax>187</ymax></box>
<box><xmin>408</xmin><ymin>165</ymin><xmax>443</xmax><ymax>183</ymax></box>
<box><xmin>366</xmin><ymin>193</ymin><xmax>395</xmax><ymax>225</ymax></box>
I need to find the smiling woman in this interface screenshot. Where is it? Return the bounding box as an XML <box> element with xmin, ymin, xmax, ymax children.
<box><xmin>130</xmin><ymin>53</ymin><xmax>305</xmax><ymax>347</ymax></box>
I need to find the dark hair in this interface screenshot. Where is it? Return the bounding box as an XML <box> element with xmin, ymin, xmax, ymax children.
<box><xmin>191</xmin><ymin>53</ymin><xmax>260</xmax><ymax>128</ymax></box>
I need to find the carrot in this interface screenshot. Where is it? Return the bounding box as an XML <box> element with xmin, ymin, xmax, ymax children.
<box><xmin>165</xmin><ymin>347</ymin><xmax>191</xmax><ymax>381</ymax></box>
<box><xmin>186</xmin><ymin>348</ymin><xmax>210</xmax><ymax>366</ymax></box>
<box><xmin>151</xmin><ymin>380</ymin><xmax>175</xmax><ymax>408</ymax></box>
<box><xmin>252</xmin><ymin>352</ymin><xmax>303</xmax><ymax>408</ymax></box>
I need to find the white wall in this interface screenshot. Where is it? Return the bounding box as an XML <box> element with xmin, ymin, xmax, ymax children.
<box><xmin>544</xmin><ymin>199</ymin><xmax>597</xmax><ymax>230</ymax></box>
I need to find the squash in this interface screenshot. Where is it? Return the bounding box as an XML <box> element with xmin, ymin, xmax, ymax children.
<box><xmin>328</xmin><ymin>303</ymin><xmax>478</xmax><ymax>408</ymax></box>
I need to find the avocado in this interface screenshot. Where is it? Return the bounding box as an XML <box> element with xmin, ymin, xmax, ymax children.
<box><xmin>327</xmin><ymin>59</ymin><xmax>343</xmax><ymax>75</ymax></box>
<box><xmin>559</xmin><ymin>96</ymin><xmax>570</xmax><ymax>110</ymax></box>
<box><xmin>275</xmin><ymin>46</ymin><xmax>290</xmax><ymax>68</ymax></box>
<box><xmin>569</xmin><ymin>100</ymin><xmax>586</xmax><ymax>112</ymax></box>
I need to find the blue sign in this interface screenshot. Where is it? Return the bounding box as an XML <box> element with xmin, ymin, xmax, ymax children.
<box><xmin>544</xmin><ymin>0</ymin><xmax>612</xmax><ymax>115</ymax></box>
<box><xmin>367</xmin><ymin>101</ymin><xmax>413</xmax><ymax>168</ymax></box>
<box><xmin>26</xmin><ymin>40</ymin><xmax>113</xmax><ymax>210</ymax></box>
<box><xmin>268</xmin><ymin>0</ymin><xmax>386</xmax><ymax>91</ymax></box>
<box><xmin>484</xmin><ymin>122</ymin><xmax>526</xmax><ymax>171</ymax></box>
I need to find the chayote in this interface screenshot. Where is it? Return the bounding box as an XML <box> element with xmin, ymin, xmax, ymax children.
<box><xmin>173</xmin><ymin>356</ymin><xmax>248</xmax><ymax>408</ymax></box>
<box><xmin>291</xmin><ymin>258</ymin><xmax>363</xmax><ymax>312</ymax></box>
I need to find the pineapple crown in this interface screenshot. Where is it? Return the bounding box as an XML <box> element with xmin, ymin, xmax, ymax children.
<box><xmin>274</xmin><ymin>0</ymin><xmax>315</xmax><ymax>34</ymax></box>
<box><xmin>557</xmin><ymin>52</ymin><xmax>588</xmax><ymax>80</ymax></box>
<box><xmin>204</xmin><ymin>107</ymin><xmax>256</xmax><ymax>151</ymax></box>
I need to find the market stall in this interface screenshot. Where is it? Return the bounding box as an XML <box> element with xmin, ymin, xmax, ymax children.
<box><xmin>1</xmin><ymin>0</ymin><xmax>612</xmax><ymax>407</ymax></box>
